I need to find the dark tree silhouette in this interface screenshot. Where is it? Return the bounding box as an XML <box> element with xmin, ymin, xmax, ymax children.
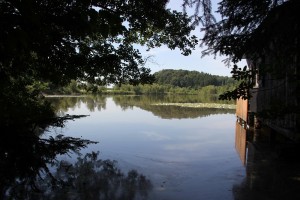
<box><xmin>183</xmin><ymin>0</ymin><xmax>299</xmax><ymax>100</ymax></box>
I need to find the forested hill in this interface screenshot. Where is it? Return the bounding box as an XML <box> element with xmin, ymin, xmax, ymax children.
<box><xmin>154</xmin><ymin>69</ymin><xmax>235</xmax><ymax>88</ymax></box>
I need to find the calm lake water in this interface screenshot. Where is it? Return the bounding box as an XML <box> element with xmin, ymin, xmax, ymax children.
<box><xmin>2</xmin><ymin>95</ymin><xmax>299</xmax><ymax>199</ymax></box>
<box><xmin>46</xmin><ymin>95</ymin><xmax>245</xmax><ymax>200</ymax></box>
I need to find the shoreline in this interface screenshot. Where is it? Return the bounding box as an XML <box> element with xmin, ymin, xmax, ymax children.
<box><xmin>152</xmin><ymin>102</ymin><xmax>236</xmax><ymax>109</ymax></box>
<box><xmin>44</xmin><ymin>94</ymin><xmax>87</xmax><ymax>98</ymax></box>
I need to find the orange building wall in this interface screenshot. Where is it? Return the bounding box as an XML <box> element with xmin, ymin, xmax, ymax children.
<box><xmin>236</xmin><ymin>98</ymin><xmax>248</xmax><ymax>122</ymax></box>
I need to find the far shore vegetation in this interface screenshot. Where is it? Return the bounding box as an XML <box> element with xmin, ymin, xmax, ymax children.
<box><xmin>42</xmin><ymin>69</ymin><xmax>238</xmax><ymax>103</ymax></box>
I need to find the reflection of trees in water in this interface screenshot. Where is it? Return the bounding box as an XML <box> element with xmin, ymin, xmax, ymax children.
<box><xmin>83</xmin><ymin>95</ymin><xmax>107</xmax><ymax>112</ymax></box>
<box><xmin>2</xmin><ymin>95</ymin><xmax>155</xmax><ymax>200</ymax></box>
<box><xmin>141</xmin><ymin>105</ymin><xmax>234</xmax><ymax>119</ymax></box>
<box><xmin>0</xmin><ymin>131</ymin><xmax>95</xmax><ymax>199</ymax></box>
<box><xmin>233</xmin><ymin>125</ymin><xmax>300</xmax><ymax>200</ymax></box>
<box><xmin>47</xmin><ymin>96</ymin><xmax>107</xmax><ymax>114</ymax></box>
<box><xmin>113</xmin><ymin>94</ymin><xmax>233</xmax><ymax>106</ymax></box>
<box><xmin>3</xmin><ymin>151</ymin><xmax>152</xmax><ymax>200</ymax></box>
<box><xmin>1</xmin><ymin>121</ymin><xmax>151</xmax><ymax>199</ymax></box>
<box><xmin>49</xmin><ymin>95</ymin><xmax>234</xmax><ymax>119</ymax></box>
<box><xmin>112</xmin><ymin>95</ymin><xmax>168</xmax><ymax>111</ymax></box>
<box><xmin>49</xmin><ymin>97</ymin><xmax>80</xmax><ymax>113</ymax></box>
<box><xmin>50</xmin><ymin>152</ymin><xmax>151</xmax><ymax>200</ymax></box>
<box><xmin>112</xmin><ymin>95</ymin><xmax>234</xmax><ymax>119</ymax></box>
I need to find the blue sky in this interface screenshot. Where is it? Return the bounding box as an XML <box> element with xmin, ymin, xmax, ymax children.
<box><xmin>137</xmin><ymin>0</ymin><xmax>247</xmax><ymax>77</ymax></box>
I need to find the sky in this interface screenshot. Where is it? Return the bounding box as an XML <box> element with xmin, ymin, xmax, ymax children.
<box><xmin>137</xmin><ymin>0</ymin><xmax>247</xmax><ymax>77</ymax></box>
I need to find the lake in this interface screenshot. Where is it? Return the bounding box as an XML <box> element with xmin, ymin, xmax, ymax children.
<box><xmin>2</xmin><ymin>95</ymin><xmax>300</xmax><ymax>199</ymax></box>
<box><xmin>45</xmin><ymin>95</ymin><xmax>245</xmax><ymax>200</ymax></box>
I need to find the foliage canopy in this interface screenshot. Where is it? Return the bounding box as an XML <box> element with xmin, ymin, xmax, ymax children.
<box><xmin>184</xmin><ymin>0</ymin><xmax>300</xmax><ymax>100</ymax></box>
<box><xmin>154</xmin><ymin>69</ymin><xmax>235</xmax><ymax>88</ymax></box>
<box><xmin>0</xmin><ymin>0</ymin><xmax>198</xmax><ymax>87</ymax></box>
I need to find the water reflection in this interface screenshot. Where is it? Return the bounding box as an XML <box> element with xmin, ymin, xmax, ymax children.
<box><xmin>46</xmin><ymin>95</ymin><xmax>241</xmax><ymax>199</ymax></box>
<box><xmin>48</xmin><ymin>96</ymin><xmax>107</xmax><ymax>114</ymax></box>
<box><xmin>2</xmin><ymin>151</ymin><xmax>151</xmax><ymax>200</ymax></box>
<box><xmin>235</xmin><ymin>122</ymin><xmax>247</xmax><ymax>165</ymax></box>
<box><xmin>1</xmin><ymin>133</ymin><xmax>152</xmax><ymax>200</ymax></box>
<box><xmin>142</xmin><ymin>105</ymin><xmax>234</xmax><ymax>119</ymax></box>
<box><xmin>0</xmin><ymin>123</ymin><xmax>96</xmax><ymax>199</ymax></box>
<box><xmin>114</xmin><ymin>95</ymin><xmax>235</xmax><ymax>119</ymax></box>
<box><xmin>234</xmin><ymin>122</ymin><xmax>300</xmax><ymax>200</ymax></box>
<box><xmin>48</xmin><ymin>95</ymin><xmax>235</xmax><ymax>119</ymax></box>
<box><xmin>1</xmin><ymin>102</ymin><xmax>152</xmax><ymax>200</ymax></box>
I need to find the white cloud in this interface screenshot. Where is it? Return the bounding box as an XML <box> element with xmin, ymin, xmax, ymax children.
<box><xmin>141</xmin><ymin>130</ymin><xmax>170</xmax><ymax>141</ymax></box>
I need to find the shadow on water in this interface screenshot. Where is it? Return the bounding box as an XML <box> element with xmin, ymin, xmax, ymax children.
<box><xmin>1</xmin><ymin>147</ymin><xmax>152</xmax><ymax>200</ymax></box>
<box><xmin>234</xmin><ymin>122</ymin><xmax>300</xmax><ymax>200</ymax></box>
<box><xmin>18</xmin><ymin>95</ymin><xmax>300</xmax><ymax>200</ymax></box>
<box><xmin>0</xmin><ymin>106</ymin><xmax>152</xmax><ymax>200</ymax></box>
<box><xmin>2</xmin><ymin>94</ymin><xmax>254</xmax><ymax>199</ymax></box>
<box><xmin>1</xmin><ymin>130</ymin><xmax>152</xmax><ymax>200</ymax></box>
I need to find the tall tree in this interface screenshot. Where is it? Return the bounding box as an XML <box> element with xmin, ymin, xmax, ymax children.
<box><xmin>0</xmin><ymin>0</ymin><xmax>198</xmax><ymax>129</ymax></box>
<box><xmin>183</xmin><ymin>0</ymin><xmax>299</xmax><ymax>100</ymax></box>
<box><xmin>0</xmin><ymin>0</ymin><xmax>198</xmax><ymax>86</ymax></box>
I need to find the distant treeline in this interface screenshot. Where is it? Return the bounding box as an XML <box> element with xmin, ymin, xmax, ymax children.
<box><xmin>43</xmin><ymin>69</ymin><xmax>237</xmax><ymax>97</ymax></box>
<box><xmin>110</xmin><ymin>84</ymin><xmax>237</xmax><ymax>103</ymax></box>
<box><xmin>154</xmin><ymin>69</ymin><xmax>235</xmax><ymax>88</ymax></box>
